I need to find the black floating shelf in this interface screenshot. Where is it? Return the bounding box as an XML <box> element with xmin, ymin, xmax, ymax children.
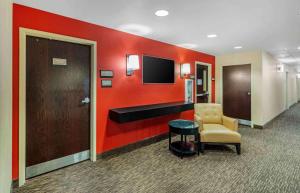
<box><xmin>109</xmin><ymin>101</ymin><xmax>194</xmax><ymax>123</ymax></box>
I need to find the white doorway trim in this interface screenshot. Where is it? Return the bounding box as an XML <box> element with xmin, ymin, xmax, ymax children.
<box><xmin>19</xmin><ymin>28</ymin><xmax>97</xmax><ymax>186</ymax></box>
<box><xmin>195</xmin><ymin>61</ymin><xmax>212</xmax><ymax>103</ymax></box>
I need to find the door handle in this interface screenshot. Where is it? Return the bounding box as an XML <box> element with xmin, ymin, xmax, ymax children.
<box><xmin>81</xmin><ymin>97</ymin><xmax>90</xmax><ymax>104</ymax></box>
<box><xmin>247</xmin><ymin>92</ymin><xmax>251</xmax><ymax>96</ymax></box>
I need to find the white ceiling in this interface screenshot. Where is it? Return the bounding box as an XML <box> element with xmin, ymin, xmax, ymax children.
<box><xmin>14</xmin><ymin>0</ymin><xmax>300</xmax><ymax>66</ymax></box>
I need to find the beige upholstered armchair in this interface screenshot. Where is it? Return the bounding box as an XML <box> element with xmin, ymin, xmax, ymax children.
<box><xmin>194</xmin><ymin>103</ymin><xmax>241</xmax><ymax>154</ymax></box>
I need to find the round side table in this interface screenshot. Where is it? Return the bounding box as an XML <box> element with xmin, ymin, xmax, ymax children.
<box><xmin>168</xmin><ymin>119</ymin><xmax>200</xmax><ymax>158</ymax></box>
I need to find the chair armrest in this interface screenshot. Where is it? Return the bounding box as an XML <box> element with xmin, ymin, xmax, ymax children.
<box><xmin>194</xmin><ymin>114</ymin><xmax>204</xmax><ymax>131</ymax></box>
<box><xmin>222</xmin><ymin>116</ymin><xmax>238</xmax><ymax>131</ymax></box>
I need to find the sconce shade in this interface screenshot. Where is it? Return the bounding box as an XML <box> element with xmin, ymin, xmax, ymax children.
<box><xmin>127</xmin><ymin>55</ymin><xmax>140</xmax><ymax>75</ymax></box>
<box><xmin>181</xmin><ymin>63</ymin><xmax>191</xmax><ymax>78</ymax></box>
<box><xmin>182</xmin><ymin>63</ymin><xmax>191</xmax><ymax>74</ymax></box>
<box><xmin>127</xmin><ymin>55</ymin><xmax>139</xmax><ymax>70</ymax></box>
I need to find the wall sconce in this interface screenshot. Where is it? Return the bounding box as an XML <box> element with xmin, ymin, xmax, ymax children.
<box><xmin>180</xmin><ymin>63</ymin><xmax>191</xmax><ymax>78</ymax></box>
<box><xmin>126</xmin><ymin>55</ymin><xmax>140</xmax><ymax>76</ymax></box>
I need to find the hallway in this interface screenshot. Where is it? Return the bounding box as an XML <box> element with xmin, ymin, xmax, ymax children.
<box><xmin>14</xmin><ymin>104</ymin><xmax>300</xmax><ymax>193</ymax></box>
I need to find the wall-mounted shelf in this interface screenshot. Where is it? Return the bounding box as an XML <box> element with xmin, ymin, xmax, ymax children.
<box><xmin>109</xmin><ymin>102</ymin><xmax>194</xmax><ymax>123</ymax></box>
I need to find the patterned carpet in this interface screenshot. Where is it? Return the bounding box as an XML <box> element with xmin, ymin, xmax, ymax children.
<box><xmin>14</xmin><ymin>104</ymin><xmax>300</xmax><ymax>193</ymax></box>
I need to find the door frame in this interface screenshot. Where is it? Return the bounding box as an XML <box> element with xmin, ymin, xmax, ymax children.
<box><xmin>195</xmin><ymin>61</ymin><xmax>212</xmax><ymax>103</ymax></box>
<box><xmin>220</xmin><ymin>64</ymin><xmax>252</xmax><ymax>126</ymax></box>
<box><xmin>285</xmin><ymin>71</ymin><xmax>289</xmax><ymax>109</ymax></box>
<box><xmin>19</xmin><ymin>28</ymin><xmax>97</xmax><ymax>186</ymax></box>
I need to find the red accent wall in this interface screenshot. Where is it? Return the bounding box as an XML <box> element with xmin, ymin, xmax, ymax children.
<box><xmin>12</xmin><ymin>4</ymin><xmax>215</xmax><ymax>179</ymax></box>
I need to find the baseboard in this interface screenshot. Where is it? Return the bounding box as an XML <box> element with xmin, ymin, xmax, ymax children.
<box><xmin>253</xmin><ymin>124</ymin><xmax>264</xmax><ymax>129</ymax></box>
<box><xmin>290</xmin><ymin>102</ymin><xmax>297</xmax><ymax>108</ymax></box>
<box><xmin>12</xmin><ymin>179</ymin><xmax>19</xmax><ymax>189</ymax></box>
<box><xmin>11</xmin><ymin>179</ymin><xmax>18</xmax><ymax>192</ymax></box>
<box><xmin>97</xmin><ymin>133</ymin><xmax>169</xmax><ymax>159</ymax></box>
<box><xmin>254</xmin><ymin>109</ymin><xmax>287</xmax><ymax>129</ymax></box>
<box><xmin>238</xmin><ymin>119</ymin><xmax>251</xmax><ymax>126</ymax></box>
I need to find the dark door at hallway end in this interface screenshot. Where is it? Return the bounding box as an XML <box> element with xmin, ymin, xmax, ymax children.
<box><xmin>196</xmin><ymin>64</ymin><xmax>209</xmax><ymax>103</ymax></box>
<box><xmin>26</xmin><ymin>36</ymin><xmax>91</xmax><ymax>178</ymax></box>
<box><xmin>223</xmin><ymin>64</ymin><xmax>251</xmax><ymax>122</ymax></box>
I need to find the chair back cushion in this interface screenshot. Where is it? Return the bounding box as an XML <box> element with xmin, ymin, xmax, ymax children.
<box><xmin>194</xmin><ymin>103</ymin><xmax>222</xmax><ymax>124</ymax></box>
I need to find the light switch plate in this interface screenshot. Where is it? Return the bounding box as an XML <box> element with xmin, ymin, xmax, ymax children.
<box><xmin>100</xmin><ymin>70</ymin><xmax>113</xmax><ymax>78</ymax></box>
<box><xmin>101</xmin><ymin>80</ymin><xmax>112</xmax><ymax>88</ymax></box>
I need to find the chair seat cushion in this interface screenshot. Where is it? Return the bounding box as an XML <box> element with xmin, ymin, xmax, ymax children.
<box><xmin>201</xmin><ymin>124</ymin><xmax>241</xmax><ymax>143</ymax></box>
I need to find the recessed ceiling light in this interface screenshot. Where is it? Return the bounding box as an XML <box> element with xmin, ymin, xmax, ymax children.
<box><xmin>207</xmin><ymin>34</ymin><xmax>218</xmax><ymax>38</ymax></box>
<box><xmin>234</xmin><ymin>46</ymin><xmax>243</xmax><ymax>49</ymax></box>
<box><xmin>278</xmin><ymin>57</ymin><xmax>297</xmax><ymax>63</ymax></box>
<box><xmin>278</xmin><ymin>53</ymin><xmax>289</xmax><ymax>58</ymax></box>
<box><xmin>118</xmin><ymin>24</ymin><xmax>152</xmax><ymax>36</ymax></box>
<box><xmin>177</xmin><ymin>43</ymin><xmax>198</xmax><ymax>49</ymax></box>
<box><xmin>297</xmin><ymin>46</ymin><xmax>300</xmax><ymax>50</ymax></box>
<box><xmin>155</xmin><ymin>10</ymin><xmax>169</xmax><ymax>17</ymax></box>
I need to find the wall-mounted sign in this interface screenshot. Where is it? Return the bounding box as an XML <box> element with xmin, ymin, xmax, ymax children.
<box><xmin>197</xmin><ymin>79</ymin><xmax>203</xmax><ymax>86</ymax></box>
<box><xmin>101</xmin><ymin>80</ymin><xmax>112</xmax><ymax>88</ymax></box>
<box><xmin>100</xmin><ymin>70</ymin><xmax>113</xmax><ymax>78</ymax></box>
<box><xmin>276</xmin><ymin>64</ymin><xmax>284</xmax><ymax>72</ymax></box>
<box><xmin>52</xmin><ymin>58</ymin><xmax>67</xmax><ymax>66</ymax></box>
<box><xmin>185</xmin><ymin>79</ymin><xmax>193</xmax><ymax>103</ymax></box>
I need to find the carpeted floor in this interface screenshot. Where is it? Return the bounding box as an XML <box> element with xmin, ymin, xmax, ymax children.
<box><xmin>14</xmin><ymin>104</ymin><xmax>300</xmax><ymax>193</ymax></box>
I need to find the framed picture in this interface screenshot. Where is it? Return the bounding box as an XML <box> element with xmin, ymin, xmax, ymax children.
<box><xmin>100</xmin><ymin>70</ymin><xmax>113</xmax><ymax>78</ymax></box>
<box><xmin>101</xmin><ymin>80</ymin><xmax>112</xmax><ymax>88</ymax></box>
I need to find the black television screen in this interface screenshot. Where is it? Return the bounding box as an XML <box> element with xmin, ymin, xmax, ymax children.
<box><xmin>143</xmin><ymin>55</ymin><xmax>175</xmax><ymax>84</ymax></box>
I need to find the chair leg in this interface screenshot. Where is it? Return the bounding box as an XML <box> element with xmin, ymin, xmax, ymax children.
<box><xmin>235</xmin><ymin>144</ymin><xmax>241</xmax><ymax>155</ymax></box>
<box><xmin>168</xmin><ymin>131</ymin><xmax>171</xmax><ymax>150</ymax></box>
<box><xmin>180</xmin><ymin>134</ymin><xmax>183</xmax><ymax>159</ymax></box>
<box><xmin>200</xmin><ymin>142</ymin><xmax>204</xmax><ymax>154</ymax></box>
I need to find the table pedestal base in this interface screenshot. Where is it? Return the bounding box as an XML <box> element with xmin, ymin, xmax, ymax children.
<box><xmin>170</xmin><ymin>141</ymin><xmax>197</xmax><ymax>158</ymax></box>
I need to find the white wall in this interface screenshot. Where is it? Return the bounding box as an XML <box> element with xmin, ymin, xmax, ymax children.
<box><xmin>297</xmin><ymin>78</ymin><xmax>300</xmax><ymax>102</ymax></box>
<box><xmin>216</xmin><ymin>50</ymin><xmax>297</xmax><ymax>127</ymax></box>
<box><xmin>261</xmin><ymin>52</ymin><xmax>286</xmax><ymax>125</ymax></box>
<box><xmin>0</xmin><ymin>0</ymin><xmax>13</xmax><ymax>192</ymax></box>
<box><xmin>286</xmin><ymin>65</ymin><xmax>298</xmax><ymax>108</ymax></box>
<box><xmin>216</xmin><ymin>51</ymin><xmax>263</xmax><ymax>126</ymax></box>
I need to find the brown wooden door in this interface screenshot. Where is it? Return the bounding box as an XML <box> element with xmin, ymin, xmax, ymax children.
<box><xmin>223</xmin><ymin>64</ymin><xmax>251</xmax><ymax>120</ymax></box>
<box><xmin>196</xmin><ymin>65</ymin><xmax>209</xmax><ymax>103</ymax></box>
<box><xmin>26</xmin><ymin>36</ymin><xmax>91</xmax><ymax>167</ymax></box>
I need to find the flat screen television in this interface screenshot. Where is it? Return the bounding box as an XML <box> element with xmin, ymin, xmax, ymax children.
<box><xmin>143</xmin><ymin>55</ymin><xmax>175</xmax><ymax>84</ymax></box>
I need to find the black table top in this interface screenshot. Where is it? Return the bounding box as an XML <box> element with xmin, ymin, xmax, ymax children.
<box><xmin>168</xmin><ymin>119</ymin><xmax>199</xmax><ymax>135</ymax></box>
<box><xmin>168</xmin><ymin>119</ymin><xmax>199</xmax><ymax>129</ymax></box>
